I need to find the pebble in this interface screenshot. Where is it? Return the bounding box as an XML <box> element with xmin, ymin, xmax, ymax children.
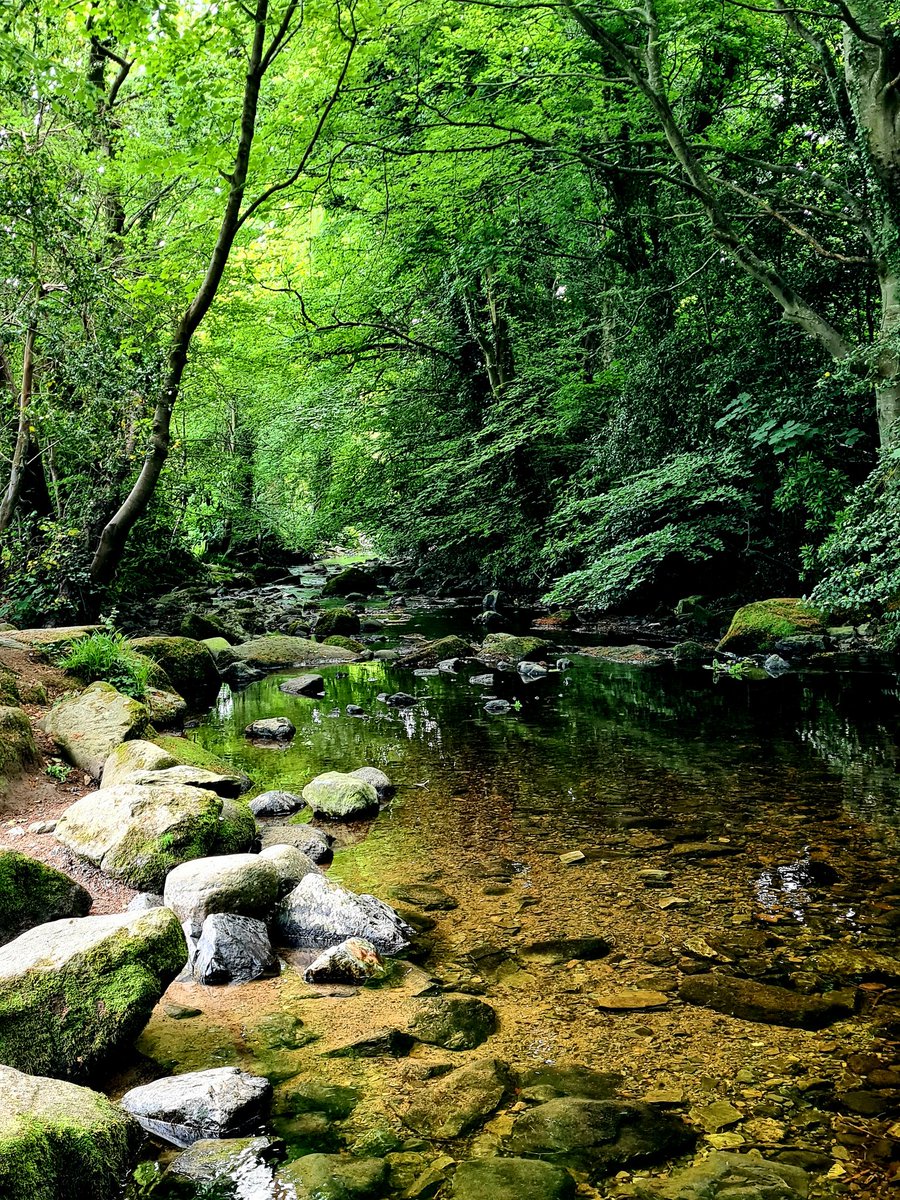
<box><xmin>28</xmin><ymin>820</ymin><xmax>56</xmax><ymax>834</ymax></box>
<box><xmin>559</xmin><ymin>850</ymin><xmax>585</xmax><ymax>865</ymax></box>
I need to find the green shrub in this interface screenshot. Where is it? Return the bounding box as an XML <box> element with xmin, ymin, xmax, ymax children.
<box><xmin>60</xmin><ymin>632</ymin><xmax>153</xmax><ymax>699</ymax></box>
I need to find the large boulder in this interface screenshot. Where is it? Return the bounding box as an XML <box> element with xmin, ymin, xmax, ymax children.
<box><xmin>0</xmin><ymin>908</ymin><xmax>185</xmax><ymax>1078</ymax></box>
<box><xmin>260</xmin><ymin>823</ymin><xmax>333</xmax><ymax>863</ymax></box>
<box><xmin>678</xmin><ymin>973</ymin><xmax>854</xmax><ymax>1028</ymax></box>
<box><xmin>0</xmin><ymin>1064</ymin><xmax>142</xmax><ymax>1200</ymax></box>
<box><xmin>211</xmin><ymin>798</ymin><xmax>258</xmax><ymax>855</ymax></box>
<box><xmin>55</xmin><ymin>783</ymin><xmax>225</xmax><ymax>891</ymax></box>
<box><xmin>635</xmin><ymin>1151</ymin><xmax>808</xmax><ymax>1200</ymax></box>
<box><xmin>399</xmin><ymin>635</ymin><xmax>477</xmax><ymax>669</ymax></box>
<box><xmin>232</xmin><ymin>636</ymin><xmax>358</xmax><ymax>668</ymax></box>
<box><xmin>120</xmin><ymin>1066</ymin><xmax>272</xmax><ymax>1147</ymax></box>
<box><xmin>163</xmin><ymin>854</ymin><xmax>279</xmax><ymax>935</ymax></box>
<box><xmin>350</xmin><ymin>767</ymin><xmax>394</xmax><ymax>802</ymax></box>
<box><xmin>0</xmin><ymin>850</ymin><xmax>91</xmax><ymax>946</ymax></box>
<box><xmin>100</xmin><ymin>739</ymin><xmax>177</xmax><ymax>787</ymax></box>
<box><xmin>278</xmin><ymin>674</ymin><xmax>324</xmax><ymax>697</ymax></box>
<box><xmin>101</xmin><ymin>739</ymin><xmax>248</xmax><ymax>798</ymax></box>
<box><xmin>315</xmin><ymin>608</ymin><xmax>361</xmax><ymax>639</ymax></box>
<box><xmin>117</xmin><ymin>764</ymin><xmax>248</xmax><ymax>799</ymax></box>
<box><xmin>0</xmin><ymin>706</ymin><xmax>37</xmax><ymax>796</ymax></box>
<box><xmin>245</xmin><ymin>716</ymin><xmax>295</xmax><ymax>741</ymax></box>
<box><xmin>322</xmin><ymin>566</ymin><xmax>378</xmax><ymax>596</ymax></box>
<box><xmin>258</xmin><ymin>843</ymin><xmax>322</xmax><ymax>894</ymax></box>
<box><xmin>716</xmin><ymin>599</ymin><xmax>824</xmax><ymax>655</ymax></box>
<box><xmin>410</xmin><ymin>995</ymin><xmax>497</xmax><ymax>1050</ymax></box>
<box><xmin>302</xmin><ymin>771</ymin><xmax>379</xmax><ymax>819</ymax></box>
<box><xmin>507</xmin><ymin>1098</ymin><xmax>695</xmax><ymax>1177</ymax></box>
<box><xmin>128</xmin><ymin>636</ymin><xmax>221</xmax><ymax>707</ymax></box>
<box><xmin>480</xmin><ymin>633</ymin><xmax>552</xmax><ymax>663</ymax></box>
<box><xmin>42</xmin><ymin>683</ymin><xmax>148</xmax><ymax>779</ymax></box>
<box><xmin>452</xmin><ymin>1158</ymin><xmax>576</xmax><ymax>1200</ymax></box>
<box><xmin>194</xmin><ymin>913</ymin><xmax>279</xmax><ymax>985</ymax></box>
<box><xmin>250</xmin><ymin>789</ymin><xmax>305</xmax><ymax>817</ymax></box>
<box><xmin>404</xmin><ymin>1057</ymin><xmax>511</xmax><ymax>1139</ymax></box>
<box><xmin>275</xmin><ymin>873</ymin><xmax>413</xmax><ymax>955</ymax></box>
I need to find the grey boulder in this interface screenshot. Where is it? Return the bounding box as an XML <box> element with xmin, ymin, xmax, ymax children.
<box><xmin>249</xmin><ymin>790</ymin><xmax>305</xmax><ymax>817</ymax></box>
<box><xmin>167</xmin><ymin>1136</ymin><xmax>279</xmax><ymax>1197</ymax></box>
<box><xmin>349</xmin><ymin>766</ymin><xmax>394</xmax><ymax>801</ymax></box>
<box><xmin>258</xmin><ymin>843</ymin><xmax>323</xmax><ymax>894</ymax></box>
<box><xmin>301</xmin><ymin>771</ymin><xmax>379</xmax><ymax>819</ymax></box>
<box><xmin>120</xmin><ymin>1066</ymin><xmax>272</xmax><ymax>1147</ymax></box>
<box><xmin>260</xmin><ymin>823</ymin><xmax>333</xmax><ymax>863</ymax></box>
<box><xmin>163</xmin><ymin>854</ymin><xmax>279</xmax><ymax>936</ymax></box>
<box><xmin>244</xmin><ymin>717</ymin><xmax>295</xmax><ymax>740</ymax></box>
<box><xmin>194</xmin><ymin>913</ymin><xmax>279</xmax><ymax>984</ymax></box>
<box><xmin>42</xmin><ymin>682</ymin><xmax>149</xmax><ymax>779</ymax></box>
<box><xmin>275</xmin><ymin>873</ymin><xmax>413</xmax><ymax>955</ymax></box>
<box><xmin>278</xmin><ymin>674</ymin><xmax>324</xmax><ymax>696</ymax></box>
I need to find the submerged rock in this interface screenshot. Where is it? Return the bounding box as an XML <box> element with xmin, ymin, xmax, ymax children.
<box><xmin>163</xmin><ymin>853</ymin><xmax>279</xmax><ymax>935</ymax></box>
<box><xmin>302</xmin><ymin>771</ymin><xmax>379</xmax><ymax>819</ymax></box>
<box><xmin>0</xmin><ymin>850</ymin><xmax>91</xmax><ymax>946</ymax></box>
<box><xmin>249</xmin><ymin>789</ymin><xmax>306</xmax><ymax>817</ymax></box>
<box><xmin>55</xmin><ymin>783</ymin><xmax>225</xmax><ymax>891</ymax></box>
<box><xmin>277</xmin><ymin>1152</ymin><xmax>387</xmax><ymax>1199</ymax></box>
<box><xmin>410</xmin><ymin>994</ymin><xmax>497</xmax><ymax>1050</ymax></box>
<box><xmin>452</xmin><ymin>1158</ymin><xmax>576</xmax><ymax>1200</ymax></box>
<box><xmin>678</xmin><ymin>973</ymin><xmax>854</xmax><ymax>1028</ymax></box>
<box><xmin>635</xmin><ymin>1150</ymin><xmax>809</xmax><ymax>1199</ymax></box>
<box><xmin>120</xmin><ymin>1066</ymin><xmax>272</xmax><ymax>1147</ymax></box>
<box><xmin>260</xmin><ymin>823</ymin><xmax>333</xmax><ymax>863</ymax></box>
<box><xmin>484</xmin><ymin>699</ymin><xmax>512</xmax><ymax>715</ymax></box>
<box><xmin>0</xmin><ymin>907</ymin><xmax>185</xmax><ymax>1078</ymax></box>
<box><xmin>244</xmin><ymin>716</ymin><xmax>295</xmax><ymax>740</ymax></box>
<box><xmin>167</xmin><ymin>1136</ymin><xmax>279</xmax><ymax>1197</ymax></box>
<box><xmin>276</xmin><ymin>874</ymin><xmax>413</xmax><ymax>955</ymax></box>
<box><xmin>517</xmin><ymin>1064</ymin><xmax>622</xmax><ymax>1101</ymax></box>
<box><xmin>304</xmin><ymin>937</ymin><xmax>388</xmax><ymax>985</ymax></box>
<box><xmin>384</xmin><ymin>691</ymin><xmax>417</xmax><ymax>707</ymax></box>
<box><xmin>0</xmin><ymin>1064</ymin><xmax>142</xmax><ymax>1200</ymax></box>
<box><xmin>194</xmin><ymin>913</ymin><xmax>279</xmax><ymax>985</ymax></box>
<box><xmin>508</xmin><ymin>1098</ymin><xmax>695</xmax><ymax>1177</ymax></box>
<box><xmin>42</xmin><ymin>683</ymin><xmax>148</xmax><ymax>779</ymax></box>
<box><xmin>404</xmin><ymin>1057</ymin><xmax>511</xmax><ymax>1139</ymax></box>
<box><xmin>279</xmin><ymin>673</ymin><xmax>325</xmax><ymax>696</ymax></box>
<box><xmin>391</xmin><ymin>882</ymin><xmax>457</xmax><ymax>911</ymax></box>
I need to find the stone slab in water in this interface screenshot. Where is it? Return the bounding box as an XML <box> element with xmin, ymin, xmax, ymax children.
<box><xmin>591</xmin><ymin>988</ymin><xmax>669</xmax><ymax>1011</ymax></box>
<box><xmin>250</xmin><ymin>789</ymin><xmax>306</xmax><ymax>817</ymax></box>
<box><xmin>120</xmin><ymin>1066</ymin><xmax>272</xmax><ymax>1147</ymax></box>
<box><xmin>0</xmin><ymin>907</ymin><xmax>185</xmax><ymax>1078</ymax></box>
<box><xmin>277</xmin><ymin>1152</ymin><xmax>388</xmax><ymax>1198</ymax></box>
<box><xmin>233</xmin><ymin>635</ymin><xmax>358</xmax><ymax>667</ymax></box>
<box><xmin>678</xmin><ymin>973</ymin><xmax>855</xmax><ymax>1028</ymax></box>
<box><xmin>167</xmin><ymin>1136</ymin><xmax>278</xmax><ymax>1193</ymax></box>
<box><xmin>409</xmin><ymin>994</ymin><xmax>497</xmax><ymax>1050</ymax></box>
<box><xmin>302</xmin><ymin>771</ymin><xmax>379</xmax><ymax>818</ymax></box>
<box><xmin>634</xmin><ymin>1150</ymin><xmax>809</xmax><ymax>1199</ymax></box>
<box><xmin>404</xmin><ymin>1057</ymin><xmax>511</xmax><ymax>1139</ymax></box>
<box><xmin>279</xmin><ymin>673</ymin><xmax>325</xmax><ymax>696</ymax></box>
<box><xmin>507</xmin><ymin>1097</ymin><xmax>695</xmax><ymax>1176</ymax></box>
<box><xmin>0</xmin><ymin>1064</ymin><xmax>142</xmax><ymax>1200</ymax></box>
<box><xmin>452</xmin><ymin>1157</ymin><xmax>576</xmax><ymax>1200</ymax></box>
<box><xmin>244</xmin><ymin>716</ymin><xmax>295</xmax><ymax>740</ymax></box>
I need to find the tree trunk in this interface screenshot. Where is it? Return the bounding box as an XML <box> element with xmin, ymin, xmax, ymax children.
<box><xmin>90</xmin><ymin>0</ymin><xmax>273</xmax><ymax>585</ymax></box>
<box><xmin>0</xmin><ymin>321</ymin><xmax>37</xmax><ymax>533</ymax></box>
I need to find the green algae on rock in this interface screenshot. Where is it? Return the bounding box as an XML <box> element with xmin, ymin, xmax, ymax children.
<box><xmin>480</xmin><ymin>633</ymin><xmax>553</xmax><ymax>662</ymax></box>
<box><xmin>452</xmin><ymin>1158</ymin><xmax>576</xmax><ymax>1200</ymax></box>
<box><xmin>716</xmin><ymin>599</ymin><xmax>824</xmax><ymax>654</ymax></box>
<box><xmin>315</xmin><ymin>608</ymin><xmax>362</xmax><ymax>639</ymax></box>
<box><xmin>322</xmin><ymin>565</ymin><xmax>378</xmax><ymax>596</ymax></box>
<box><xmin>54</xmin><ymin>782</ymin><xmax>225</xmax><ymax>890</ymax></box>
<box><xmin>0</xmin><ymin>706</ymin><xmax>37</xmax><ymax>796</ymax></box>
<box><xmin>152</xmin><ymin>734</ymin><xmax>253</xmax><ymax>793</ymax></box>
<box><xmin>0</xmin><ymin>907</ymin><xmax>186</xmax><ymax>1078</ymax></box>
<box><xmin>128</xmin><ymin>635</ymin><xmax>221</xmax><ymax>707</ymax></box>
<box><xmin>404</xmin><ymin>1057</ymin><xmax>511</xmax><ymax>1139</ymax></box>
<box><xmin>678</xmin><ymin>973</ymin><xmax>854</xmax><ymax>1028</ymax></box>
<box><xmin>0</xmin><ymin>1064</ymin><xmax>142</xmax><ymax>1200</ymax></box>
<box><xmin>277</xmin><ymin>1152</ymin><xmax>388</xmax><ymax>1198</ymax></box>
<box><xmin>0</xmin><ymin>850</ymin><xmax>91</xmax><ymax>946</ymax></box>
<box><xmin>302</xmin><ymin>771</ymin><xmax>379</xmax><ymax>819</ymax></box>
<box><xmin>398</xmin><ymin>634</ymin><xmax>477</xmax><ymax>668</ymax></box>
<box><xmin>233</xmin><ymin>635</ymin><xmax>359</xmax><ymax>668</ymax></box>
<box><xmin>42</xmin><ymin>682</ymin><xmax>148</xmax><ymax>780</ymax></box>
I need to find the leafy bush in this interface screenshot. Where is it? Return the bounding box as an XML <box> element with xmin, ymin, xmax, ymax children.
<box><xmin>60</xmin><ymin>630</ymin><xmax>153</xmax><ymax>699</ymax></box>
<box><xmin>543</xmin><ymin>449</ymin><xmax>758</xmax><ymax>611</ymax></box>
<box><xmin>809</xmin><ymin>453</ymin><xmax>900</xmax><ymax>647</ymax></box>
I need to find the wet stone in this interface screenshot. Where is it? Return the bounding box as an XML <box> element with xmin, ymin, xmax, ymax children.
<box><xmin>451</xmin><ymin>1158</ymin><xmax>576</xmax><ymax>1200</ymax></box>
<box><xmin>260</xmin><ymin>823</ymin><xmax>333</xmax><ymax>862</ymax></box>
<box><xmin>592</xmin><ymin>988</ymin><xmax>669</xmax><ymax>1011</ymax></box>
<box><xmin>167</xmin><ymin>1136</ymin><xmax>278</xmax><ymax>1195</ymax></box>
<box><xmin>410</xmin><ymin>994</ymin><xmax>497</xmax><ymax>1050</ymax></box>
<box><xmin>304</xmin><ymin>937</ymin><xmax>389</xmax><ymax>985</ymax></box>
<box><xmin>350</xmin><ymin>766</ymin><xmax>395</xmax><ymax>801</ymax></box>
<box><xmin>517</xmin><ymin>1064</ymin><xmax>623</xmax><ymax>1101</ymax></box>
<box><xmin>403</xmin><ymin>1057</ymin><xmax>511</xmax><ymax>1139</ymax></box>
<box><xmin>520</xmin><ymin>936</ymin><xmax>611</xmax><ymax>964</ymax></box>
<box><xmin>279</xmin><ymin>674</ymin><xmax>325</xmax><ymax>696</ymax></box>
<box><xmin>249</xmin><ymin>790</ymin><xmax>306</xmax><ymax>817</ymax></box>
<box><xmin>678</xmin><ymin>973</ymin><xmax>855</xmax><ymax>1028</ymax></box>
<box><xmin>391</xmin><ymin>882</ymin><xmax>458</xmax><ymax>911</ymax></box>
<box><xmin>277</xmin><ymin>1153</ymin><xmax>388</xmax><ymax>1199</ymax></box>
<box><xmin>243</xmin><ymin>1011</ymin><xmax>317</xmax><ymax>1052</ymax></box>
<box><xmin>193</xmin><ymin>913</ymin><xmax>279</xmax><ymax>985</ymax></box>
<box><xmin>324</xmin><ymin>1028</ymin><xmax>415</xmax><ymax>1058</ymax></box>
<box><xmin>634</xmin><ymin>1150</ymin><xmax>809</xmax><ymax>1199</ymax></box>
<box><xmin>244</xmin><ymin>717</ymin><xmax>295</xmax><ymax>740</ymax></box>
<box><xmin>280</xmin><ymin>1079</ymin><xmax>360</xmax><ymax>1119</ymax></box>
<box><xmin>694</xmin><ymin>1100</ymin><xmax>743</xmax><ymax>1132</ymax></box>
<box><xmin>120</xmin><ymin>1067</ymin><xmax>272</xmax><ymax>1147</ymax></box>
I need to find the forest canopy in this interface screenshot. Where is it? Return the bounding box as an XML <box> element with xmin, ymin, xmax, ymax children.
<box><xmin>2</xmin><ymin>0</ymin><xmax>900</xmax><ymax>633</ymax></box>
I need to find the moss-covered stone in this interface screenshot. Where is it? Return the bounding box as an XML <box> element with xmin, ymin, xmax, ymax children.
<box><xmin>315</xmin><ymin>608</ymin><xmax>361</xmax><ymax>639</ymax></box>
<box><xmin>42</xmin><ymin>683</ymin><xmax>148</xmax><ymax>780</ymax></box>
<box><xmin>101</xmin><ymin>739</ymin><xmax>178</xmax><ymax>788</ymax></box>
<box><xmin>481</xmin><ymin>633</ymin><xmax>552</xmax><ymax>663</ymax></box>
<box><xmin>0</xmin><ymin>851</ymin><xmax>91</xmax><ymax>946</ymax></box>
<box><xmin>0</xmin><ymin>1064</ymin><xmax>142</xmax><ymax>1200</ymax></box>
<box><xmin>0</xmin><ymin>667</ymin><xmax>20</xmax><ymax>706</ymax></box>
<box><xmin>55</xmin><ymin>783</ymin><xmax>225</xmax><ymax>891</ymax></box>
<box><xmin>152</xmin><ymin>735</ymin><xmax>253</xmax><ymax>793</ymax></box>
<box><xmin>0</xmin><ymin>706</ymin><xmax>37</xmax><ymax>796</ymax></box>
<box><xmin>233</xmin><ymin>635</ymin><xmax>358</xmax><ymax>668</ymax></box>
<box><xmin>323</xmin><ymin>634</ymin><xmax>366</xmax><ymax>653</ymax></box>
<box><xmin>716</xmin><ymin>599</ymin><xmax>824</xmax><ymax>654</ymax></box>
<box><xmin>0</xmin><ymin>908</ymin><xmax>186</xmax><ymax>1078</ymax></box>
<box><xmin>128</xmin><ymin>636</ymin><xmax>221</xmax><ymax>707</ymax></box>
<box><xmin>322</xmin><ymin>566</ymin><xmax>378</xmax><ymax>596</ymax></box>
<box><xmin>179</xmin><ymin>611</ymin><xmax>233</xmax><ymax>641</ymax></box>
<box><xmin>399</xmin><ymin>635</ymin><xmax>477</xmax><ymax>668</ymax></box>
<box><xmin>211</xmin><ymin>798</ymin><xmax>258</xmax><ymax>855</ymax></box>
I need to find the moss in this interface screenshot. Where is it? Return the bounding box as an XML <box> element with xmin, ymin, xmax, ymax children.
<box><xmin>0</xmin><ymin>852</ymin><xmax>91</xmax><ymax>945</ymax></box>
<box><xmin>0</xmin><ymin>706</ymin><xmax>37</xmax><ymax>795</ymax></box>
<box><xmin>103</xmin><ymin>794</ymin><xmax>223</xmax><ymax>890</ymax></box>
<box><xmin>211</xmin><ymin>798</ymin><xmax>258</xmax><ymax>854</ymax></box>
<box><xmin>398</xmin><ymin>635</ymin><xmax>476</xmax><ymax>668</ymax></box>
<box><xmin>0</xmin><ymin>667</ymin><xmax>20</xmax><ymax>706</ymax></box>
<box><xmin>323</xmin><ymin>634</ymin><xmax>366</xmax><ymax>653</ymax></box>
<box><xmin>322</xmin><ymin>566</ymin><xmax>378</xmax><ymax>596</ymax></box>
<box><xmin>128</xmin><ymin>636</ymin><xmax>220</xmax><ymax>707</ymax></box>
<box><xmin>0</xmin><ymin>910</ymin><xmax>186</xmax><ymax>1079</ymax></box>
<box><xmin>481</xmin><ymin>633</ymin><xmax>552</xmax><ymax>662</ymax></box>
<box><xmin>315</xmin><ymin>608</ymin><xmax>361</xmax><ymax>638</ymax></box>
<box><xmin>152</xmin><ymin>734</ymin><xmax>252</xmax><ymax>792</ymax></box>
<box><xmin>717</xmin><ymin>598</ymin><xmax>824</xmax><ymax>654</ymax></box>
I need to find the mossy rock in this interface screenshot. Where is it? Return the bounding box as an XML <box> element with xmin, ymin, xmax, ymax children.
<box><xmin>179</xmin><ymin>611</ymin><xmax>234</xmax><ymax>642</ymax></box>
<box><xmin>399</xmin><ymin>635</ymin><xmax>477</xmax><ymax>668</ymax></box>
<box><xmin>0</xmin><ymin>908</ymin><xmax>186</xmax><ymax>1078</ymax></box>
<box><xmin>212</xmin><ymin>799</ymin><xmax>259</xmax><ymax>855</ymax></box>
<box><xmin>315</xmin><ymin>608</ymin><xmax>361</xmax><ymax>639</ymax></box>
<box><xmin>42</xmin><ymin>683</ymin><xmax>148</xmax><ymax>780</ymax></box>
<box><xmin>233</xmin><ymin>636</ymin><xmax>358</xmax><ymax>668</ymax></box>
<box><xmin>0</xmin><ymin>851</ymin><xmax>91</xmax><ymax>946</ymax></box>
<box><xmin>481</xmin><ymin>633</ymin><xmax>552</xmax><ymax>663</ymax></box>
<box><xmin>128</xmin><ymin>636</ymin><xmax>221</xmax><ymax>708</ymax></box>
<box><xmin>152</xmin><ymin>735</ymin><xmax>252</xmax><ymax>793</ymax></box>
<box><xmin>717</xmin><ymin>599</ymin><xmax>824</xmax><ymax>655</ymax></box>
<box><xmin>0</xmin><ymin>667</ymin><xmax>20</xmax><ymax>706</ymax></box>
<box><xmin>0</xmin><ymin>1064</ymin><xmax>142</xmax><ymax>1200</ymax></box>
<box><xmin>323</xmin><ymin>635</ymin><xmax>366</xmax><ymax>653</ymax></box>
<box><xmin>0</xmin><ymin>706</ymin><xmax>37</xmax><ymax>796</ymax></box>
<box><xmin>322</xmin><ymin>566</ymin><xmax>378</xmax><ymax>597</ymax></box>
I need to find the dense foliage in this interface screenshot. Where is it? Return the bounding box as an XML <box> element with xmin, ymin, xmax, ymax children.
<box><xmin>1</xmin><ymin>0</ymin><xmax>899</xmax><ymax>630</ymax></box>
